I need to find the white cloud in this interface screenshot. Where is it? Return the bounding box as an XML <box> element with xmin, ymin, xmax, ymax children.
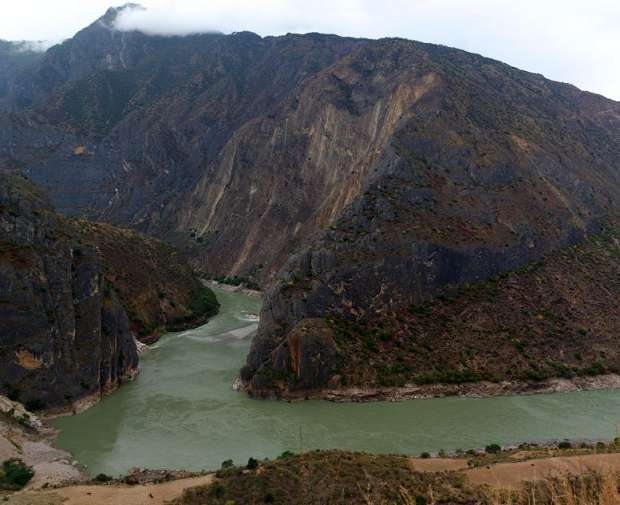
<box><xmin>12</xmin><ymin>40</ymin><xmax>56</xmax><ymax>52</ymax></box>
<box><xmin>1</xmin><ymin>0</ymin><xmax>619</xmax><ymax>100</ymax></box>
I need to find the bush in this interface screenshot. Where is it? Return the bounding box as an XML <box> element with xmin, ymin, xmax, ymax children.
<box><xmin>420</xmin><ymin>452</ymin><xmax>431</xmax><ymax>459</ymax></box>
<box><xmin>558</xmin><ymin>441</ymin><xmax>572</xmax><ymax>450</ymax></box>
<box><xmin>189</xmin><ymin>286</ymin><xmax>219</xmax><ymax>316</ymax></box>
<box><xmin>93</xmin><ymin>473</ymin><xmax>113</xmax><ymax>483</ymax></box>
<box><xmin>209</xmin><ymin>481</ymin><xmax>226</xmax><ymax>498</ymax></box>
<box><xmin>485</xmin><ymin>444</ymin><xmax>501</xmax><ymax>454</ymax></box>
<box><xmin>246</xmin><ymin>457</ymin><xmax>258</xmax><ymax>470</ymax></box>
<box><xmin>221</xmin><ymin>459</ymin><xmax>234</xmax><ymax>469</ymax></box>
<box><xmin>0</xmin><ymin>459</ymin><xmax>34</xmax><ymax>490</ymax></box>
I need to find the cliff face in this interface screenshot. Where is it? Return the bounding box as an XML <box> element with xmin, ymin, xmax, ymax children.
<box><xmin>1</xmin><ymin>8</ymin><xmax>620</xmax><ymax>397</ymax></box>
<box><xmin>240</xmin><ymin>43</ymin><xmax>620</xmax><ymax>396</ymax></box>
<box><xmin>0</xmin><ymin>171</ymin><xmax>216</xmax><ymax>410</ymax></box>
<box><xmin>0</xmin><ymin>10</ymin><xmax>364</xmax><ymax>281</ymax></box>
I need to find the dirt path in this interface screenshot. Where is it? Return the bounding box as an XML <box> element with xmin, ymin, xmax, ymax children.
<box><xmin>4</xmin><ymin>474</ymin><xmax>214</xmax><ymax>505</ymax></box>
<box><xmin>465</xmin><ymin>453</ymin><xmax>620</xmax><ymax>489</ymax></box>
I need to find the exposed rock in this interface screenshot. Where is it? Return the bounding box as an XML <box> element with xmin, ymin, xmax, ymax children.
<box><xmin>0</xmin><ymin>171</ymin><xmax>216</xmax><ymax>410</ymax></box>
<box><xmin>1</xmin><ymin>9</ymin><xmax>619</xmax><ymax>399</ymax></box>
<box><xmin>0</xmin><ymin>396</ymin><xmax>87</xmax><ymax>489</ymax></box>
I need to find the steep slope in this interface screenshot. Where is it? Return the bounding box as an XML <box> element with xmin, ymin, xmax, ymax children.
<box><xmin>0</xmin><ymin>7</ymin><xmax>365</xmax><ymax>282</ymax></box>
<box><xmin>71</xmin><ymin>220</ymin><xmax>219</xmax><ymax>343</ymax></box>
<box><xmin>2</xmin><ymin>8</ymin><xmax>620</xmax><ymax>398</ymax></box>
<box><xmin>2</xmin><ymin>9</ymin><xmax>618</xmax><ymax>288</ymax></box>
<box><xmin>240</xmin><ymin>42</ymin><xmax>620</xmax><ymax>397</ymax></box>
<box><xmin>0</xmin><ymin>41</ymin><xmax>44</xmax><ymax>105</ymax></box>
<box><xmin>0</xmin><ymin>171</ymin><xmax>217</xmax><ymax>410</ymax></box>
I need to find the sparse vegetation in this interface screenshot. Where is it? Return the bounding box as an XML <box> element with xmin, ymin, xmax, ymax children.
<box><xmin>0</xmin><ymin>458</ymin><xmax>34</xmax><ymax>490</ymax></box>
<box><xmin>171</xmin><ymin>450</ymin><xmax>620</xmax><ymax>505</ymax></box>
<box><xmin>320</xmin><ymin>226</ymin><xmax>620</xmax><ymax>393</ymax></box>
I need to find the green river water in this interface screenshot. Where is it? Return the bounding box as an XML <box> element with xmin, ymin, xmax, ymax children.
<box><xmin>52</xmin><ymin>287</ymin><xmax>620</xmax><ymax>477</ymax></box>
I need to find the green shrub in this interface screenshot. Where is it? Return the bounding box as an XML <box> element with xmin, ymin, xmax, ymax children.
<box><xmin>221</xmin><ymin>459</ymin><xmax>234</xmax><ymax>469</ymax></box>
<box><xmin>420</xmin><ymin>452</ymin><xmax>430</xmax><ymax>459</ymax></box>
<box><xmin>246</xmin><ymin>457</ymin><xmax>259</xmax><ymax>470</ymax></box>
<box><xmin>209</xmin><ymin>481</ymin><xmax>226</xmax><ymax>498</ymax></box>
<box><xmin>485</xmin><ymin>444</ymin><xmax>501</xmax><ymax>454</ymax></box>
<box><xmin>0</xmin><ymin>458</ymin><xmax>34</xmax><ymax>490</ymax></box>
<box><xmin>189</xmin><ymin>286</ymin><xmax>219</xmax><ymax>317</ymax></box>
<box><xmin>558</xmin><ymin>441</ymin><xmax>572</xmax><ymax>450</ymax></box>
<box><xmin>93</xmin><ymin>473</ymin><xmax>113</xmax><ymax>482</ymax></box>
<box><xmin>584</xmin><ymin>360</ymin><xmax>606</xmax><ymax>377</ymax></box>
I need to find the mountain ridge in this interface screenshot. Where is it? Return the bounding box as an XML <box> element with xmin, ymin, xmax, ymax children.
<box><xmin>1</xmin><ymin>8</ymin><xmax>619</xmax><ymax>399</ymax></box>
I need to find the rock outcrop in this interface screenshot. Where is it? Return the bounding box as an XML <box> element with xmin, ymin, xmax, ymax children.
<box><xmin>0</xmin><ymin>171</ymin><xmax>217</xmax><ymax>410</ymax></box>
<box><xmin>1</xmin><ymin>7</ymin><xmax>619</xmax><ymax>398</ymax></box>
<box><xmin>240</xmin><ymin>44</ymin><xmax>620</xmax><ymax>397</ymax></box>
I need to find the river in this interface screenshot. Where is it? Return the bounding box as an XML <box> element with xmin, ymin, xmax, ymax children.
<box><xmin>52</xmin><ymin>287</ymin><xmax>620</xmax><ymax>476</ymax></box>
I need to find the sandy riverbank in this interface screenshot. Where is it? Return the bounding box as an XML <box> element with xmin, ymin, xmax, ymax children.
<box><xmin>0</xmin><ymin>396</ymin><xmax>86</xmax><ymax>490</ymax></box>
<box><xmin>258</xmin><ymin>373</ymin><xmax>620</xmax><ymax>402</ymax></box>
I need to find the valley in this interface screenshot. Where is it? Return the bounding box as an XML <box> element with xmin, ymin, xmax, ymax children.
<box><xmin>50</xmin><ymin>288</ymin><xmax>620</xmax><ymax>478</ymax></box>
<box><xmin>1</xmin><ymin>3</ymin><xmax>620</xmax><ymax>503</ymax></box>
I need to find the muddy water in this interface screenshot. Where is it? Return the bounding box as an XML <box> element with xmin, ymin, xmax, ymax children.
<box><xmin>52</xmin><ymin>287</ymin><xmax>620</xmax><ymax>476</ymax></box>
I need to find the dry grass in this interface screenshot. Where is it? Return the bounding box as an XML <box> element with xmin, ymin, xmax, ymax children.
<box><xmin>174</xmin><ymin>450</ymin><xmax>620</xmax><ymax>505</ymax></box>
<box><xmin>487</xmin><ymin>472</ymin><xmax>620</xmax><ymax>505</ymax></box>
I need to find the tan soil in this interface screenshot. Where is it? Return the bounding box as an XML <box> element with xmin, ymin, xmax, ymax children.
<box><xmin>408</xmin><ymin>457</ymin><xmax>469</xmax><ymax>472</ymax></box>
<box><xmin>1</xmin><ymin>396</ymin><xmax>87</xmax><ymax>489</ymax></box>
<box><xmin>465</xmin><ymin>453</ymin><xmax>620</xmax><ymax>489</ymax></box>
<box><xmin>6</xmin><ymin>451</ymin><xmax>620</xmax><ymax>502</ymax></box>
<box><xmin>3</xmin><ymin>475</ymin><xmax>214</xmax><ymax>505</ymax></box>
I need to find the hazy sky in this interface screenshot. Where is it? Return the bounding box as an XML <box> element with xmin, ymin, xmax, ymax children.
<box><xmin>2</xmin><ymin>0</ymin><xmax>619</xmax><ymax>101</ymax></box>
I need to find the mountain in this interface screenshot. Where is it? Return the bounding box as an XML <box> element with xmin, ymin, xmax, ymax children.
<box><xmin>1</xmin><ymin>6</ymin><xmax>619</xmax><ymax>399</ymax></box>
<box><xmin>0</xmin><ymin>171</ymin><xmax>217</xmax><ymax>411</ymax></box>
<box><xmin>0</xmin><ymin>40</ymin><xmax>45</xmax><ymax>102</ymax></box>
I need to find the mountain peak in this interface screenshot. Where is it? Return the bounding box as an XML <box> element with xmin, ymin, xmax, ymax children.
<box><xmin>100</xmin><ymin>3</ymin><xmax>145</xmax><ymax>28</ymax></box>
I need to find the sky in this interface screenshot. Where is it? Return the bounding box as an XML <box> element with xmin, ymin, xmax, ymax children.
<box><xmin>1</xmin><ymin>0</ymin><xmax>619</xmax><ymax>101</ymax></box>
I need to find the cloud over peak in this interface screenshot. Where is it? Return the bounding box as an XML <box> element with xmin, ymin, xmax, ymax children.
<box><xmin>2</xmin><ymin>0</ymin><xmax>619</xmax><ymax>100</ymax></box>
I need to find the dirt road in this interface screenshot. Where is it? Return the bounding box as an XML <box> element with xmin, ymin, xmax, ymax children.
<box><xmin>3</xmin><ymin>474</ymin><xmax>214</xmax><ymax>505</ymax></box>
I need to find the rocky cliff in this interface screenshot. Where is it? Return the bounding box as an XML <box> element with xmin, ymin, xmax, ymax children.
<box><xmin>239</xmin><ymin>43</ymin><xmax>620</xmax><ymax>397</ymax></box>
<box><xmin>0</xmin><ymin>171</ymin><xmax>217</xmax><ymax>410</ymax></box>
<box><xmin>1</xmin><ymin>7</ymin><xmax>619</xmax><ymax>398</ymax></box>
